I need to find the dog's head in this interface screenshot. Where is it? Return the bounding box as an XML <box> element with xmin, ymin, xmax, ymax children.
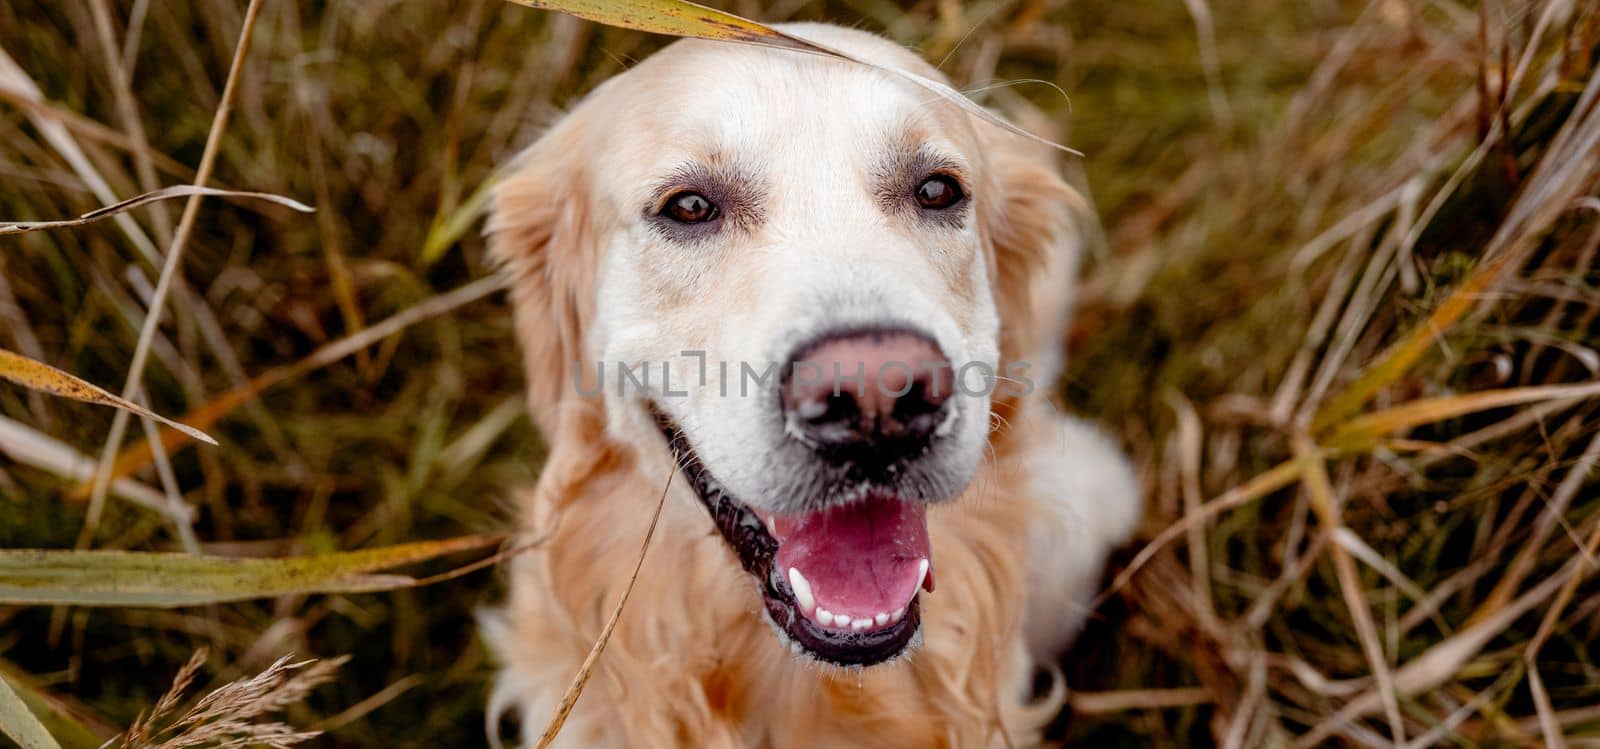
<box><xmin>489</xmin><ymin>24</ymin><xmax>1084</xmax><ymax>667</ymax></box>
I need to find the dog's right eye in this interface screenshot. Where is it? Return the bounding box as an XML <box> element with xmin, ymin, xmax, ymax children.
<box><xmin>914</xmin><ymin>174</ymin><xmax>965</xmax><ymax>210</ymax></box>
<box><xmin>661</xmin><ymin>191</ymin><xmax>720</xmax><ymax>224</ymax></box>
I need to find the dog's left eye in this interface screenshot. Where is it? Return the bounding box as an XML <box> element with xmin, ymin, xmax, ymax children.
<box><xmin>914</xmin><ymin>175</ymin><xmax>965</xmax><ymax>210</ymax></box>
<box><xmin>661</xmin><ymin>191</ymin><xmax>720</xmax><ymax>224</ymax></box>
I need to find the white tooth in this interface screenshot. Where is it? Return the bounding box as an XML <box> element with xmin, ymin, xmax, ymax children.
<box><xmin>891</xmin><ymin>607</ymin><xmax>905</xmax><ymax>622</ymax></box>
<box><xmin>788</xmin><ymin>568</ymin><xmax>816</xmax><ymax>612</ymax></box>
<box><xmin>851</xmin><ymin>618</ymin><xmax>871</xmax><ymax>631</ymax></box>
<box><xmin>816</xmin><ymin>608</ymin><xmax>834</xmax><ymax>626</ymax></box>
<box><xmin>875</xmin><ymin>612</ymin><xmax>890</xmax><ymax>626</ymax></box>
<box><xmin>764</xmin><ymin>515</ymin><xmax>777</xmax><ymax>535</ymax></box>
<box><xmin>917</xmin><ymin>558</ymin><xmax>930</xmax><ymax>590</ymax></box>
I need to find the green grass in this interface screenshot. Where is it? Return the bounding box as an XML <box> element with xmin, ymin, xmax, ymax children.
<box><xmin>2</xmin><ymin>0</ymin><xmax>1598</xmax><ymax>746</ymax></box>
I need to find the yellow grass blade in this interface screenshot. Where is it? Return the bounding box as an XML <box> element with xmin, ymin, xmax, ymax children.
<box><xmin>0</xmin><ymin>348</ymin><xmax>215</xmax><ymax>446</ymax></box>
<box><xmin>503</xmin><ymin>0</ymin><xmax>1079</xmax><ymax>155</ymax></box>
<box><xmin>1069</xmin><ymin>687</ymin><xmax>1213</xmax><ymax>714</ymax></box>
<box><xmin>506</xmin><ymin>0</ymin><xmax>808</xmax><ymax>47</ymax></box>
<box><xmin>0</xmin><ymin>674</ymin><xmax>61</xmax><ymax>749</ymax></box>
<box><xmin>1327</xmin><ymin>381</ymin><xmax>1600</xmax><ymax>451</ymax></box>
<box><xmin>0</xmin><ymin>535</ymin><xmax>501</xmax><ymax>607</ymax></box>
<box><xmin>0</xmin><ymin>184</ymin><xmax>311</xmax><ymax>236</ymax></box>
<box><xmin>1312</xmin><ymin>249</ymin><xmax>1521</xmax><ymax>434</ymax></box>
<box><xmin>419</xmin><ymin>174</ymin><xmax>499</xmax><ymax>267</ymax></box>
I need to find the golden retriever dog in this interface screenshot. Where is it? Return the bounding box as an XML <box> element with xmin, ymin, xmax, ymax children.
<box><xmin>480</xmin><ymin>23</ymin><xmax>1142</xmax><ymax>748</ymax></box>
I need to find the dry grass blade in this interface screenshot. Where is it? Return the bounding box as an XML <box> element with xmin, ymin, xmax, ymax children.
<box><xmin>1477</xmin><ymin>431</ymin><xmax>1600</xmax><ymax>621</ymax></box>
<box><xmin>1099</xmin><ymin>458</ymin><xmax>1303</xmax><ymax>607</ymax></box>
<box><xmin>1330</xmin><ymin>528</ymin><xmax>1431</xmax><ymax>606</ymax></box>
<box><xmin>1165</xmin><ymin>391</ymin><xmax>1215</xmax><ymax>629</ymax></box>
<box><xmin>0</xmin><ymin>185</ymin><xmax>311</xmax><ymax>236</ymax></box>
<box><xmin>76</xmin><ymin>275</ymin><xmax>506</xmax><ymax>494</ymax></box>
<box><xmin>1523</xmin><ymin>520</ymin><xmax>1600</xmax><ymax>749</ymax></box>
<box><xmin>506</xmin><ymin>0</ymin><xmax>815</xmax><ymax>50</ymax></box>
<box><xmin>0</xmin><ymin>535</ymin><xmax>502</xmax><ymax>607</ymax></box>
<box><xmin>533</xmin><ymin>469</ymin><xmax>672</xmax><ymax>749</ymax></box>
<box><xmin>0</xmin><ymin>46</ymin><xmax>162</xmax><ymax>267</ymax></box>
<box><xmin>0</xmin><ymin>349</ymin><xmax>215</xmax><ymax>446</ymax></box>
<box><xmin>1069</xmin><ymin>687</ymin><xmax>1213</xmax><ymax>714</ymax></box>
<box><xmin>1</xmin><ymin>32</ymin><xmax>280</xmax><ymax>455</ymax></box>
<box><xmin>1526</xmin><ymin>668</ymin><xmax>1567</xmax><ymax>749</ymax></box>
<box><xmin>1314</xmin><ymin>59</ymin><xmax>1600</xmax><ymax>432</ymax></box>
<box><xmin>80</xmin><ymin>0</ymin><xmax>268</xmax><ymax>548</ymax></box>
<box><xmin>0</xmin><ymin>664</ymin><xmax>109</xmax><ymax>749</ymax></box>
<box><xmin>86</xmin><ymin>0</ymin><xmax>171</xmax><ymax>250</ymax></box>
<box><xmin>1312</xmin><ymin>243</ymin><xmax>1524</xmax><ymax>434</ymax></box>
<box><xmin>0</xmin><ymin>672</ymin><xmax>62</xmax><ymax>749</ymax></box>
<box><xmin>1297</xmin><ymin>554</ymin><xmax>1583</xmax><ymax>746</ymax></box>
<box><xmin>1328</xmin><ymin>381</ymin><xmax>1600</xmax><ymax>450</ymax></box>
<box><xmin>0</xmin><ymin>414</ymin><xmax>183</xmax><ymax>519</ymax></box>
<box><xmin>0</xmin><ymin>87</ymin><xmax>191</xmax><ymax>179</ymax></box>
<box><xmin>310</xmin><ymin>675</ymin><xmax>425</xmax><ymax>733</ymax></box>
<box><xmin>1179</xmin><ymin>0</ymin><xmax>1231</xmax><ymax>126</ymax></box>
<box><xmin>1293</xmin><ymin>434</ymin><xmax>1406</xmax><ymax>744</ymax></box>
<box><xmin>136</xmin><ymin>413</ymin><xmax>200</xmax><ymax>553</ymax></box>
<box><xmin>502</xmin><ymin>0</ymin><xmax>1080</xmax><ymax>155</ymax></box>
<box><xmin>1219</xmin><ymin>654</ymin><xmax>1267</xmax><ymax>749</ymax></box>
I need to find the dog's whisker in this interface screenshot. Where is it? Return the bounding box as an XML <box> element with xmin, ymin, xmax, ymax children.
<box><xmin>934</xmin><ymin>4</ymin><xmax>1007</xmax><ymax>72</ymax></box>
<box><xmin>988</xmin><ymin>409</ymin><xmax>1016</xmax><ymax>437</ymax></box>
<box><xmin>958</xmin><ymin>79</ymin><xmax>1074</xmax><ymax>112</ymax></box>
<box><xmin>988</xmin><ymin>374</ymin><xmax>1031</xmax><ymax>389</ymax></box>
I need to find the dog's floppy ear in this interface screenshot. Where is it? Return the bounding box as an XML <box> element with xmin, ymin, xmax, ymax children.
<box><xmin>979</xmin><ymin>127</ymin><xmax>1091</xmax><ymax>397</ymax></box>
<box><xmin>487</xmin><ymin>109</ymin><xmax>604</xmax><ymax>438</ymax></box>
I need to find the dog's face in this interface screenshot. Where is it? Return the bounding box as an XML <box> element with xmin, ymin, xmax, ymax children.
<box><xmin>491</xmin><ymin>24</ymin><xmax>1080</xmax><ymax>667</ymax></box>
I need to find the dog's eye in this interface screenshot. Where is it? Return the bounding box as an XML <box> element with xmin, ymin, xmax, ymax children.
<box><xmin>661</xmin><ymin>191</ymin><xmax>720</xmax><ymax>224</ymax></box>
<box><xmin>914</xmin><ymin>174</ymin><xmax>965</xmax><ymax>210</ymax></box>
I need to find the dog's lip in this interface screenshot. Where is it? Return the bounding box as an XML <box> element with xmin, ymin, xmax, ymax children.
<box><xmin>652</xmin><ymin>408</ymin><xmax>925</xmax><ymax>666</ymax></box>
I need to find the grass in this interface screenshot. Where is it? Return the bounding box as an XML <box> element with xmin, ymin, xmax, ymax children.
<box><xmin>1</xmin><ymin>0</ymin><xmax>1597</xmax><ymax>746</ymax></box>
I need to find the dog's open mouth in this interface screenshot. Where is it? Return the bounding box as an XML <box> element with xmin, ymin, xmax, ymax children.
<box><xmin>656</xmin><ymin>415</ymin><xmax>934</xmax><ymax>666</ymax></box>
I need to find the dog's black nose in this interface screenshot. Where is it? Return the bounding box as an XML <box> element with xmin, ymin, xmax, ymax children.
<box><xmin>781</xmin><ymin>329</ymin><xmax>953</xmax><ymax>463</ymax></box>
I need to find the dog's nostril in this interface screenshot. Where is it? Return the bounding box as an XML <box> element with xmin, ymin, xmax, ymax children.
<box><xmin>795</xmin><ymin>391</ymin><xmax>862</xmax><ymax>444</ymax></box>
<box><xmin>814</xmin><ymin>392</ymin><xmax>859</xmax><ymax>425</ymax></box>
<box><xmin>781</xmin><ymin>329</ymin><xmax>952</xmax><ymax>460</ymax></box>
<box><xmin>892</xmin><ymin>380</ymin><xmax>949</xmax><ymax>433</ymax></box>
<box><xmin>896</xmin><ymin>381</ymin><xmax>943</xmax><ymax>417</ymax></box>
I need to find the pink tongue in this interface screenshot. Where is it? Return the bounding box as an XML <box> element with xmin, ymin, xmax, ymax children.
<box><xmin>771</xmin><ymin>496</ymin><xmax>932</xmax><ymax>618</ymax></box>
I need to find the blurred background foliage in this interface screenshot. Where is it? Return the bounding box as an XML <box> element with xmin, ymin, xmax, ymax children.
<box><xmin>1</xmin><ymin>0</ymin><xmax>1597</xmax><ymax>746</ymax></box>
